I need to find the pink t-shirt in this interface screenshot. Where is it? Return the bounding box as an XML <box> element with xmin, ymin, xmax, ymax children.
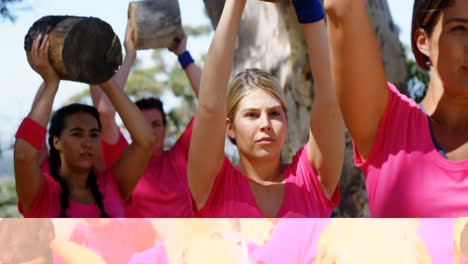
<box><xmin>100</xmin><ymin>132</ymin><xmax>129</xmax><ymax>167</ymax></box>
<box><xmin>54</xmin><ymin>219</ymin><xmax>157</xmax><ymax>264</ymax></box>
<box><xmin>101</xmin><ymin>119</ymin><xmax>194</xmax><ymax>217</ymax></box>
<box><xmin>250</xmin><ymin>219</ymin><xmax>330</xmax><ymax>263</ymax></box>
<box><xmin>196</xmin><ymin>145</ymin><xmax>340</xmax><ymax>217</ymax></box>
<box><xmin>18</xmin><ymin>163</ymin><xmax>124</xmax><ymax>217</ymax></box>
<box><xmin>354</xmin><ymin>83</ymin><xmax>468</xmax><ymax>217</ymax></box>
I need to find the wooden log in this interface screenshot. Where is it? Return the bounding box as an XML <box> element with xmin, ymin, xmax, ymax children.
<box><xmin>128</xmin><ymin>0</ymin><xmax>185</xmax><ymax>50</ymax></box>
<box><xmin>24</xmin><ymin>16</ymin><xmax>122</xmax><ymax>84</ymax></box>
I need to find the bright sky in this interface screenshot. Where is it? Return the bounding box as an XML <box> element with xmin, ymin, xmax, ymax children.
<box><xmin>0</xmin><ymin>0</ymin><xmax>413</xmax><ymax>147</ymax></box>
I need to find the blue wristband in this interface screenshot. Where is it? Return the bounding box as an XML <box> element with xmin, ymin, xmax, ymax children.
<box><xmin>178</xmin><ymin>51</ymin><xmax>195</xmax><ymax>70</ymax></box>
<box><xmin>292</xmin><ymin>0</ymin><xmax>325</xmax><ymax>24</ymax></box>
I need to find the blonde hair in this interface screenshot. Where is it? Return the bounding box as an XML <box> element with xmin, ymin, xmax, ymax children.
<box><xmin>226</xmin><ymin>69</ymin><xmax>288</xmax><ymax>144</ymax></box>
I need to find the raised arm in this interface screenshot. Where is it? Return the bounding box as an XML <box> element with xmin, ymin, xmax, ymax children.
<box><xmin>169</xmin><ymin>36</ymin><xmax>201</xmax><ymax>98</ymax></box>
<box><xmin>324</xmin><ymin>0</ymin><xmax>389</xmax><ymax>160</ymax></box>
<box><xmin>294</xmin><ymin>0</ymin><xmax>345</xmax><ymax>199</ymax></box>
<box><xmin>90</xmin><ymin>21</ymin><xmax>136</xmax><ymax>145</ymax></box>
<box><xmin>14</xmin><ymin>34</ymin><xmax>60</xmax><ymax>212</ymax></box>
<box><xmin>99</xmin><ymin>79</ymin><xmax>154</xmax><ymax>201</ymax></box>
<box><xmin>30</xmin><ymin>82</ymin><xmax>50</xmax><ymax>165</ymax></box>
<box><xmin>188</xmin><ymin>0</ymin><xmax>246</xmax><ymax>209</ymax></box>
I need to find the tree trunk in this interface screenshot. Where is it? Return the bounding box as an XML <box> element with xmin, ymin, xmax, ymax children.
<box><xmin>202</xmin><ymin>0</ymin><xmax>408</xmax><ymax>217</ymax></box>
<box><xmin>25</xmin><ymin>16</ymin><xmax>122</xmax><ymax>84</ymax></box>
<box><xmin>128</xmin><ymin>0</ymin><xmax>185</xmax><ymax>50</ymax></box>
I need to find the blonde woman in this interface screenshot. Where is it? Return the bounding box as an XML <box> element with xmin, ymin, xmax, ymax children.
<box><xmin>188</xmin><ymin>0</ymin><xmax>344</xmax><ymax>217</ymax></box>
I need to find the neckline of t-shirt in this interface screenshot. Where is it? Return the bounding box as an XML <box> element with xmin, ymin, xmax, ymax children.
<box><xmin>420</xmin><ymin>107</ymin><xmax>468</xmax><ymax>170</ymax></box>
<box><xmin>238</xmin><ymin>166</ymin><xmax>290</xmax><ymax>218</ymax></box>
<box><xmin>418</xmin><ymin>103</ymin><xmax>449</xmax><ymax>159</ymax></box>
<box><xmin>68</xmin><ymin>199</ymin><xmax>99</xmax><ymax>207</ymax></box>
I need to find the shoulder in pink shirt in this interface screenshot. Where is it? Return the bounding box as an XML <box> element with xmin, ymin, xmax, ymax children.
<box><xmin>196</xmin><ymin>145</ymin><xmax>340</xmax><ymax>217</ymax></box>
<box><xmin>101</xmin><ymin>119</ymin><xmax>195</xmax><ymax>217</ymax></box>
<box><xmin>18</xmin><ymin>164</ymin><xmax>124</xmax><ymax>217</ymax></box>
<box><xmin>354</xmin><ymin>83</ymin><xmax>468</xmax><ymax>217</ymax></box>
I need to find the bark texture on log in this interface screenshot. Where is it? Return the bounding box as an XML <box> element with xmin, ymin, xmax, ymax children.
<box><xmin>128</xmin><ymin>0</ymin><xmax>185</xmax><ymax>50</ymax></box>
<box><xmin>203</xmin><ymin>0</ymin><xmax>225</xmax><ymax>29</ymax></box>
<box><xmin>202</xmin><ymin>0</ymin><xmax>408</xmax><ymax>217</ymax></box>
<box><xmin>25</xmin><ymin>16</ymin><xmax>122</xmax><ymax>84</ymax></box>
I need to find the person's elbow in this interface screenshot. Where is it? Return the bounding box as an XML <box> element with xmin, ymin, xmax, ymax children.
<box><xmin>97</xmin><ymin>107</ymin><xmax>116</xmax><ymax>121</ymax></box>
<box><xmin>14</xmin><ymin>140</ymin><xmax>36</xmax><ymax>163</ymax></box>
<box><xmin>323</xmin><ymin>0</ymin><xmax>366</xmax><ymax>21</ymax></box>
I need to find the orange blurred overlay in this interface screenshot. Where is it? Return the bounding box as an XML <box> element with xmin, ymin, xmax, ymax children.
<box><xmin>0</xmin><ymin>218</ymin><xmax>456</xmax><ymax>264</ymax></box>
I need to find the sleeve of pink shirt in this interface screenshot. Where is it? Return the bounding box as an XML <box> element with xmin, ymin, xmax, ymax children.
<box><xmin>18</xmin><ymin>171</ymin><xmax>61</xmax><ymax>218</ymax></box>
<box><xmin>353</xmin><ymin>82</ymin><xmax>414</xmax><ymax>169</ymax></box>
<box><xmin>290</xmin><ymin>145</ymin><xmax>341</xmax><ymax>211</ymax></box>
<box><xmin>100</xmin><ymin>131</ymin><xmax>129</xmax><ymax>168</ymax></box>
<box><xmin>170</xmin><ymin>117</ymin><xmax>194</xmax><ymax>160</ymax></box>
<box><xmin>192</xmin><ymin>157</ymin><xmax>242</xmax><ymax>216</ymax></box>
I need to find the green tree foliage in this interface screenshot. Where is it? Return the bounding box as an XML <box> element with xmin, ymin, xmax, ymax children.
<box><xmin>404</xmin><ymin>45</ymin><xmax>430</xmax><ymax>103</ymax></box>
<box><xmin>0</xmin><ymin>180</ymin><xmax>20</xmax><ymax>217</ymax></box>
<box><xmin>183</xmin><ymin>24</ymin><xmax>211</xmax><ymax>37</ymax></box>
<box><xmin>1</xmin><ymin>0</ymin><xmax>29</xmax><ymax>23</ymax></box>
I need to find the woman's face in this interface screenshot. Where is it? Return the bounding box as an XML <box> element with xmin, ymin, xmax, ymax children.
<box><xmin>227</xmin><ymin>88</ymin><xmax>287</xmax><ymax>161</ymax></box>
<box><xmin>420</xmin><ymin>0</ymin><xmax>468</xmax><ymax>98</ymax></box>
<box><xmin>142</xmin><ymin>108</ymin><xmax>166</xmax><ymax>156</ymax></box>
<box><xmin>53</xmin><ymin>112</ymin><xmax>101</xmax><ymax>172</ymax></box>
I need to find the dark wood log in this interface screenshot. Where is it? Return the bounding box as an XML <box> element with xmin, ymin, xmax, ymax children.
<box><xmin>25</xmin><ymin>16</ymin><xmax>122</xmax><ymax>84</ymax></box>
<box><xmin>128</xmin><ymin>0</ymin><xmax>185</xmax><ymax>50</ymax></box>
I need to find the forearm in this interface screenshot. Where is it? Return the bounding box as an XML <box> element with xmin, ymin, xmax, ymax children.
<box><xmin>113</xmin><ymin>52</ymin><xmax>135</xmax><ymax>89</ymax></box>
<box><xmin>90</xmin><ymin>86</ymin><xmax>118</xmax><ymax>145</ymax></box>
<box><xmin>324</xmin><ymin>0</ymin><xmax>388</xmax><ymax>158</ymax></box>
<box><xmin>198</xmin><ymin>0</ymin><xmax>245</xmax><ymax>113</ymax></box>
<box><xmin>30</xmin><ymin>82</ymin><xmax>46</xmax><ymax>112</ymax></box>
<box><xmin>27</xmin><ymin>81</ymin><xmax>59</xmax><ymax>127</ymax></box>
<box><xmin>188</xmin><ymin>0</ymin><xmax>245</xmax><ymax>206</ymax></box>
<box><xmin>100</xmin><ymin>80</ymin><xmax>153</xmax><ymax>148</ymax></box>
<box><xmin>93</xmin><ymin>52</ymin><xmax>134</xmax><ymax>116</ymax></box>
<box><xmin>184</xmin><ymin>62</ymin><xmax>201</xmax><ymax>98</ymax></box>
<box><xmin>303</xmin><ymin>21</ymin><xmax>344</xmax><ymax>195</ymax></box>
